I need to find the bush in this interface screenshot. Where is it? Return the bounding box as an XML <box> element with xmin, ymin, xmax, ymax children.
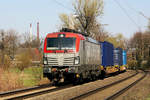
<box><xmin>141</xmin><ymin>60</ymin><xmax>147</xmax><ymax>70</ymax></box>
<box><xmin>0</xmin><ymin>55</ymin><xmax>12</xmax><ymax>70</ymax></box>
<box><xmin>17</xmin><ymin>50</ymin><xmax>31</xmax><ymax>71</ymax></box>
<box><xmin>0</xmin><ymin>68</ymin><xmax>23</xmax><ymax>92</ymax></box>
<box><xmin>127</xmin><ymin>60</ymin><xmax>137</xmax><ymax>70</ymax></box>
<box><xmin>0</xmin><ymin>67</ymin><xmax>48</xmax><ymax>92</ymax></box>
<box><xmin>140</xmin><ymin>57</ymin><xmax>150</xmax><ymax>70</ymax></box>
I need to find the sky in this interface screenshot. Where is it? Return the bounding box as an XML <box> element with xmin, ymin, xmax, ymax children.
<box><xmin>0</xmin><ymin>0</ymin><xmax>150</xmax><ymax>39</ymax></box>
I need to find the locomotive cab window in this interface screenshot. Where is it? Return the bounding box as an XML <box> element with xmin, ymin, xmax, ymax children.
<box><xmin>47</xmin><ymin>37</ymin><xmax>76</xmax><ymax>50</ymax></box>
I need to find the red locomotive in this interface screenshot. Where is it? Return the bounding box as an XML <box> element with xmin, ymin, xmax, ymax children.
<box><xmin>43</xmin><ymin>29</ymin><xmax>102</xmax><ymax>84</ymax></box>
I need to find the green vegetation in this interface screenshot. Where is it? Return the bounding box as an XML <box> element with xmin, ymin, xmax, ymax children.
<box><xmin>147</xmin><ymin>97</ymin><xmax>150</xmax><ymax>100</ymax></box>
<box><xmin>17</xmin><ymin>50</ymin><xmax>31</xmax><ymax>71</ymax></box>
<box><xmin>127</xmin><ymin>60</ymin><xmax>137</xmax><ymax>70</ymax></box>
<box><xmin>129</xmin><ymin>31</ymin><xmax>150</xmax><ymax>70</ymax></box>
<box><xmin>23</xmin><ymin>67</ymin><xmax>43</xmax><ymax>87</ymax></box>
<box><xmin>0</xmin><ymin>66</ymin><xmax>49</xmax><ymax>92</ymax></box>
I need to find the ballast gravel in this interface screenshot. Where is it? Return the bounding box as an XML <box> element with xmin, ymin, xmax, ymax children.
<box><xmin>28</xmin><ymin>70</ymin><xmax>136</xmax><ymax>100</ymax></box>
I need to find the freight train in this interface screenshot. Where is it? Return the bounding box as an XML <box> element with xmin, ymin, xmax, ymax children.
<box><xmin>43</xmin><ymin>28</ymin><xmax>127</xmax><ymax>85</ymax></box>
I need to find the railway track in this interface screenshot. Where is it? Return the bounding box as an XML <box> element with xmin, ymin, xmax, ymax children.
<box><xmin>0</xmin><ymin>84</ymin><xmax>54</xmax><ymax>100</ymax></box>
<box><xmin>0</xmin><ymin>83</ymin><xmax>52</xmax><ymax>97</ymax></box>
<box><xmin>71</xmin><ymin>71</ymin><xmax>145</xmax><ymax>100</ymax></box>
<box><xmin>0</xmin><ymin>83</ymin><xmax>73</xmax><ymax>100</ymax></box>
<box><xmin>105</xmin><ymin>71</ymin><xmax>147</xmax><ymax>100</ymax></box>
<box><xmin>0</xmin><ymin>71</ymin><xmax>138</xmax><ymax>100</ymax></box>
<box><xmin>0</xmin><ymin>82</ymin><xmax>68</xmax><ymax>100</ymax></box>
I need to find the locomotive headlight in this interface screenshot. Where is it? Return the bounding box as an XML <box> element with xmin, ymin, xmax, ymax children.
<box><xmin>43</xmin><ymin>57</ymin><xmax>48</xmax><ymax>65</ymax></box>
<box><xmin>44</xmin><ymin>60</ymin><xmax>47</xmax><ymax>64</ymax></box>
<box><xmin>74</xmin><ymin>56</ymin><xmax>80</xmax><ymax>65</ymax></box>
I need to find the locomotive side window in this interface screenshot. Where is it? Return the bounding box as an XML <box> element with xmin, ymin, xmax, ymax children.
<box><xmin>47</xmin><ymin>37</ymin><xmax>76</xmax><ymax>50</ymax></box>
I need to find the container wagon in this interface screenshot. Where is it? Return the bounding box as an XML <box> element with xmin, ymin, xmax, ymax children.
<box><xmin>114</xmin><ymin>47</ymin><xmax>123</xmax><ymax>71</ymax></box>
<box><xmin>100</xmin><ymin>41</ymin><xmax>118</xmax><ymax>75</ymax></box>
<box><xmin>121</xmin><ymin>50</ymin><xmax>127</xmax><ymax>71</ymax></box>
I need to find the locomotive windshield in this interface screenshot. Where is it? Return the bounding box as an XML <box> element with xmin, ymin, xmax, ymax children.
<box><xmin>47</xmin><ymin>37</ymin><xmax>76</xmax><ymax>50</ymax></box>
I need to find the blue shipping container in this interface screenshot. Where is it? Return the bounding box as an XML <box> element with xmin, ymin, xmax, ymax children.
<box><xmin>123</xmin><ymin>50</ymin><xmax>127</xmax><ymax>65</ymax></box>
<box><xmin>100</xmin><ymin>41</ymin><xmax>114</xmax><ymax>67</ymax></box>
<box><xmin>114</xmin><ymin>47</ymin><xmax>123</xmax><ymax>66</ymax></box>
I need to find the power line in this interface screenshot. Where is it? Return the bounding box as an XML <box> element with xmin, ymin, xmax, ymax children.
<box><xmin>123</xmin><ymin>1</ymin><xmax>149</xmax><ymax>20</ymax></box>
<box><xmin>139</xmin><ymin>12</ymin><xmax>150</xmax><ymax>20</ymax></box>
<box><xmin>113</xmin><ymin>0</ymin><xmax>140</xmax><ymax>29</ymax></box>
<box><xmin>123</xmin><ymin>0</ymin><xmax>139</xmax><ymax>14</ymax></box>
<box><xmin>52</xmin><ymin>0</ymin><xmax>73</xmax><ymax>11</ymax></box>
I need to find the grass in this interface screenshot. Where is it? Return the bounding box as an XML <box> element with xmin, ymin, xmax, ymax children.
<box><xmin>0</xmin><ymin>66</ymin><xmax>49</xmax><ymax>92</ymax></box>
<box><xmin>146</xmin><ymin>95</ymin><xmax>150</xmax><ymax>100</ymax></box>
<box><xmin>0</xmin><ymin>68</ymin><xmax>23</xmax><ymax>92</ymax></box>
<box><xmin>147</xmin><ymin>98</ymin><xmax>150</xmax><ymax>100</ymax></box>
<box><xmin>23</xmin><ymin>67</ymin><xmax>43</xmax><ymax>87</ymax></box>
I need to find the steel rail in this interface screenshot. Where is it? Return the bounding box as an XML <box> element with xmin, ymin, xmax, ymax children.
<box><xmin>105</xmin><ymin>72</ymin><xmax>147</xmax><ymax>100</ymax></box>
<box><xmin>1</xmin><ymin>71</ymin><xmax>139</xmax><ymax>100</ymax></box>
<box><xmin>5</xmin><ymin>84</ymin><xmax>73</xmax><ymax>100</ymax></box>
<box><xmin>70</xmin><ymin>72</ymin><xmax>138</xmax><ymax>100</ymax></box>
<box><xmin>0</xmin><ymin>83</ymin><xmax>52</xmax><ymax>97</ymax></box>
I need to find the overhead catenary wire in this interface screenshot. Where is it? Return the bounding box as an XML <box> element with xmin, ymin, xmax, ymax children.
<box><xmin>123</xmin><ymin>0</ymin><xmax>139</xmax><ymax>14</ymax></box>
<box><xmin>139</xmin><ymin>12</ymin><xmax>150</xmax><ymax>20</ymax></box>
<box><xmin>113</xmin><ymin>0</ymin><xmax>140</xmax><ymax>29</ymax></box>
<box><xmin>122</xmin><ymin>0</ymin><xmax>143</xmax><ymax>29</ymax></box>
<box><xmin>123</xmin><ymin>0</ymin><xmax>150</xmax><ymax>20</ymax></box>
<box><xmin>52</xmin><ymin>0</ymin><xmax>73</xmax><ymax>11</ymax></box>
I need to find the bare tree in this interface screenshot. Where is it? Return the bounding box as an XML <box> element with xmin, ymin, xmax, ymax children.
<box><xmin>0</xmin><ymin>30</ymin><xmax>5</xmax><ymax>65</ymax></box>
<box><xmin>59</xmin><ymin>0</ymin><xmax>104</xmax><ymax>38</ymax></box>
<box><xmin>73</xmin><ymin>0</ymin><xmax>103</xmax><ymax>34</ymax></box>
<box><xmin>20</xmin><ymin>32</ymin><xmax>31</xmax><ymax>48</ymax></box>
<box><xmin>129</xmin><ymin>32</ymin><xmax>144</xmax><ymax>68</ymax></box>
<box><xmin>6</xmin><ymin>29</ymin><xmax>19</xmax><ymax>60</ymax></box>
<box><xmin>0</xmin><ymin>29</ymin><xmax>20</xmax><ymax>68</ymax></box>
<box><xmin>105</xmin><ymin>33</ymin><xmax>127</xmax><ymax>49</ymax></box>
<box><xmin>147</xmin><ymin>20</ymin><xmax>150</xmax><ymax>32</ymax></box>
<box><xmin>95</xmin><ymin>24</ymin><xmax>109</xmax><ymax>41</ymax></box>
<box><xmin>59</xmin><ymin>14</ymin><xmax>70</xmax><ymax>28</ymax></box>
<box><xmin>20</xmin><ymin>32</ymin><xmax>41</xmax><ymax>49</ymax></box>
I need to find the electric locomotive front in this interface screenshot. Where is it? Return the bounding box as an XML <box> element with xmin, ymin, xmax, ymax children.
<box><xmin>43</xmin><ymin>32</ymin><xmax>85</xmax><ymax>84</ymax></box>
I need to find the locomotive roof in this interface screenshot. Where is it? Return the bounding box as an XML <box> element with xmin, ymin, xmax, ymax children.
<box><xmin>46</xmin><ymin>32</ymin><xmax>100</xmax><ymax>44</ymax></box>
<box><xmin>60</xmin><ymin>28</ymin><xmax>89</xmax><ymax>37</ymax></box>
<box><xmin>86</xmin><ymin>37</ymin><xmax>99</xmax><ymax>44</ymax></box>
<box><xmin>46</xmin><ymin>32</ymin><xmax>85</xmax><ymax>40</ymax></box>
